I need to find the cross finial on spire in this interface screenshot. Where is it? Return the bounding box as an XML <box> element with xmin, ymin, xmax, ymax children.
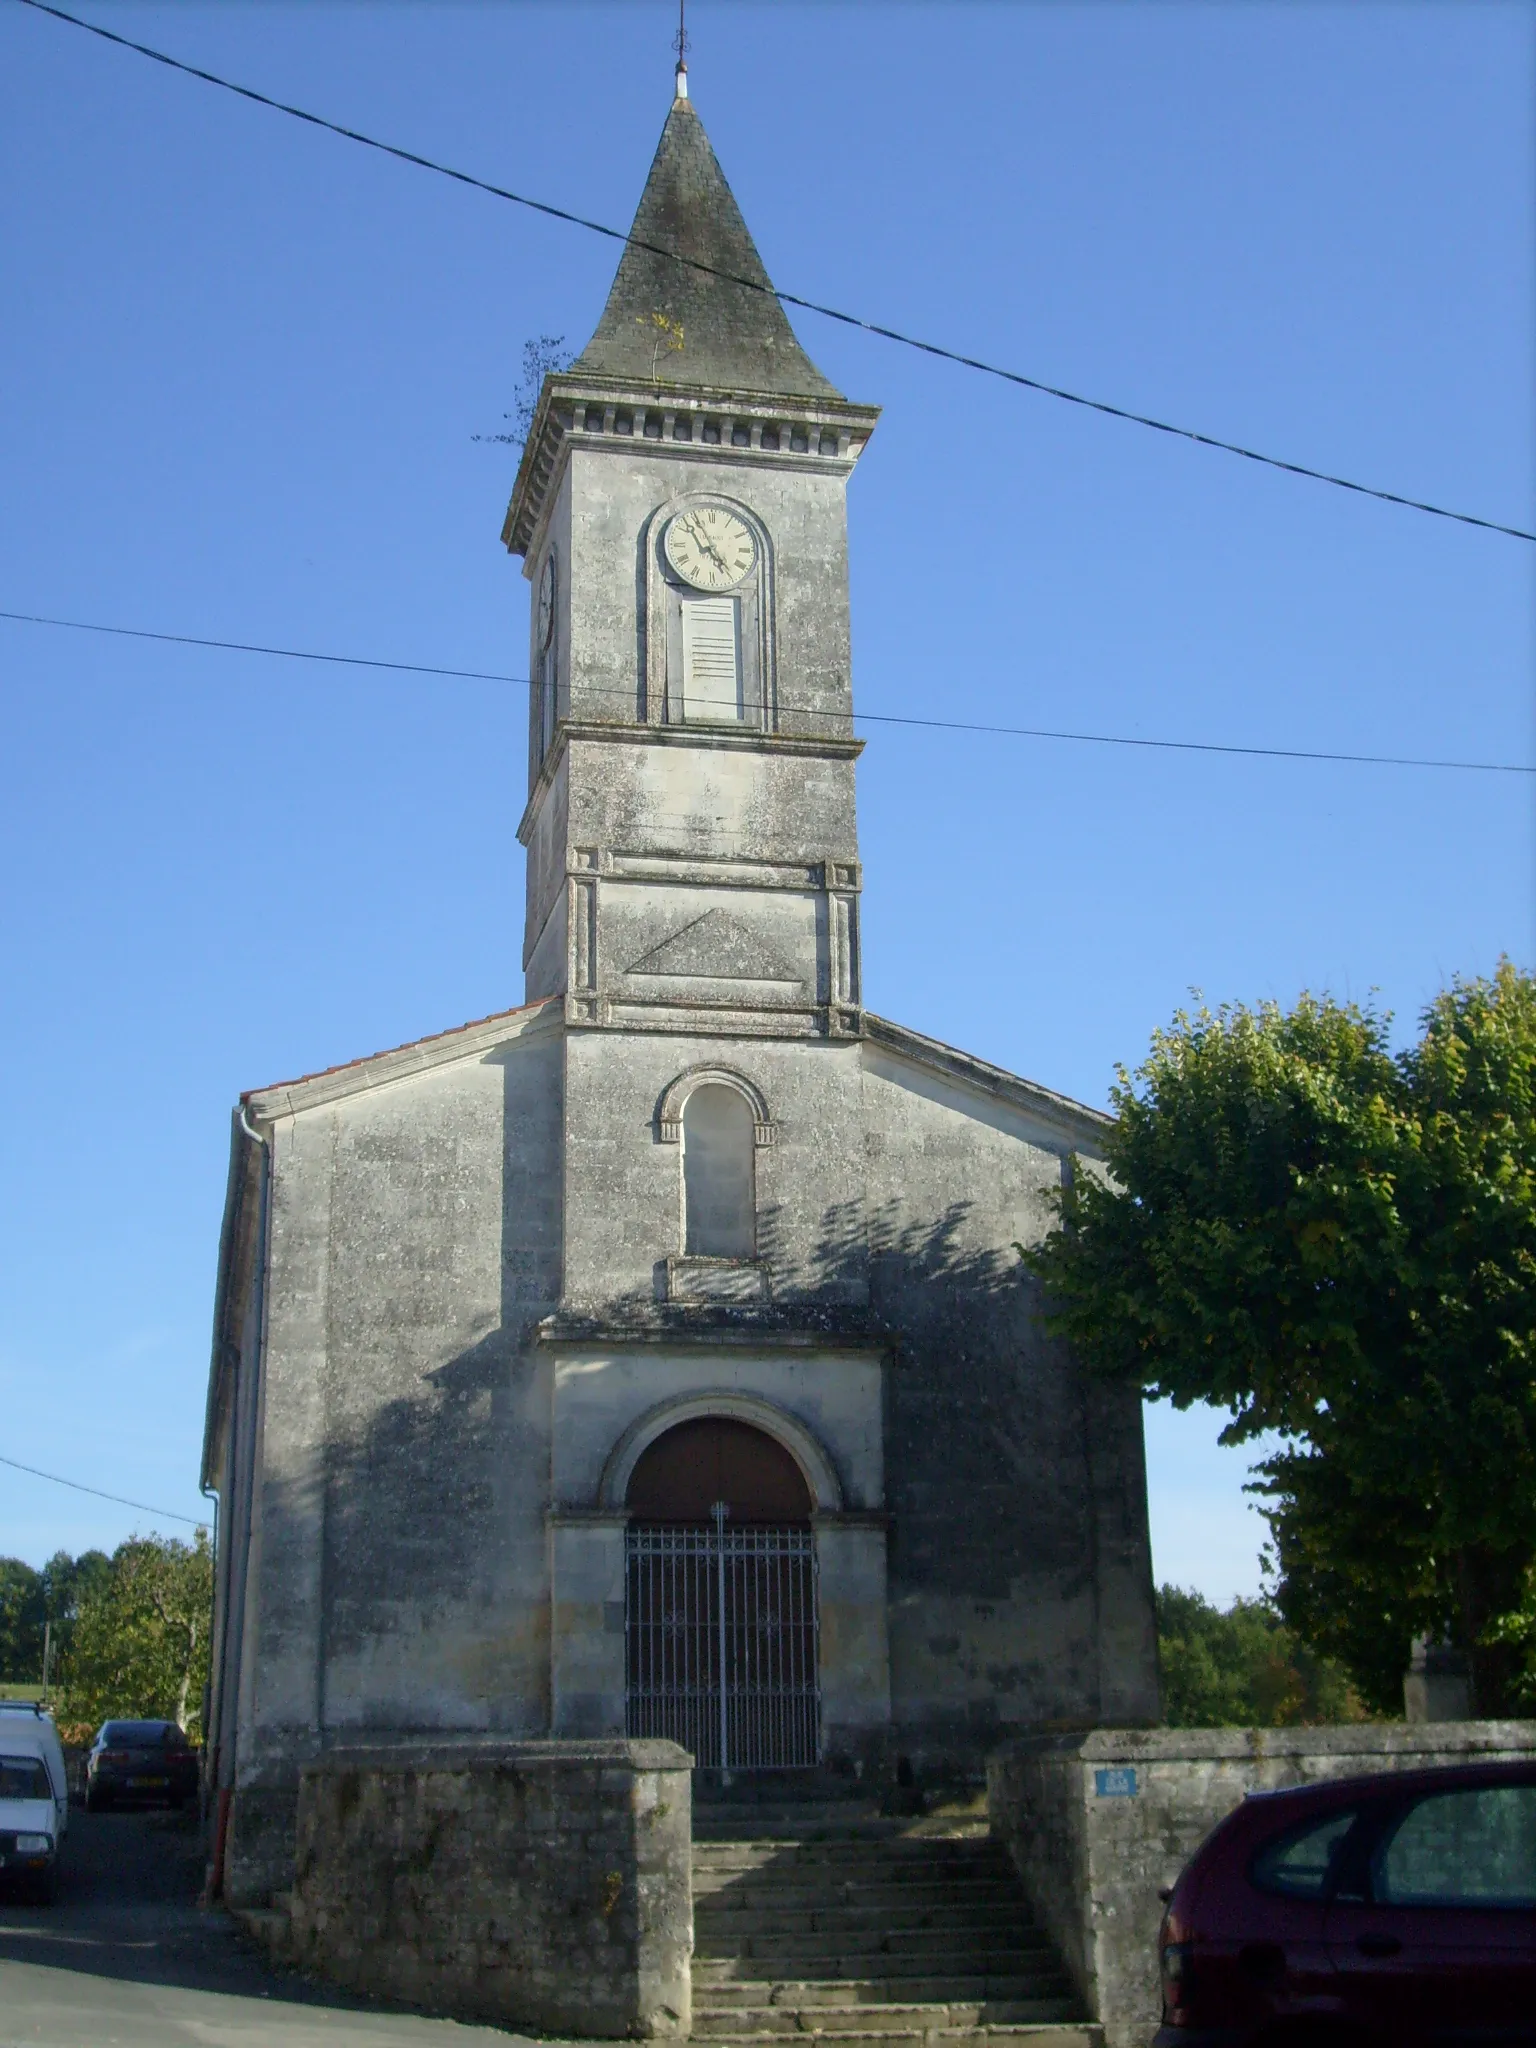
<box><xmin>673</xmin><ymin>0</ymin><xmax>689</xmax><ymax>98</ymax></box>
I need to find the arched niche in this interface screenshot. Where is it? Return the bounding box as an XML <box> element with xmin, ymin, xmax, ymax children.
<box><xmin>640</xmin><ymin>492</ymin><xmax>776</xmax><ymax>730</ymax></box>
<box><xmin>656</xmin><ymin>1065</ymin><xmax>774</xmax><ymax>1145</ymax></box>
<box><xmin>598</xmin><ymin>1393</ymin><xmax>844</xmax><ymax>1515</ymax></box>
<box><xmin>682</xmin><ymin>1084</ymin><xmax>755</xmax><ymax>1257</ymax></box>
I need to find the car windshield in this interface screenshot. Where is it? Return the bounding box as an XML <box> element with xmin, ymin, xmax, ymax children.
<box><xmin>101</xmin><ymin>1723</ymin><xmax>172</xmax><ymax>1748</ymax></box>
<box><xmin>0</xmin><ymin>1756</ymin><xmax>52</xmax><ymax>1800</ymax></box>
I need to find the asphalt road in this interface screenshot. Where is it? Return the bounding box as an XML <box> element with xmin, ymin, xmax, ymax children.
<box><xmin>0</xmin><ymin>1804</ymin><xmax>536</xmax><ymax>2046</ymax></box>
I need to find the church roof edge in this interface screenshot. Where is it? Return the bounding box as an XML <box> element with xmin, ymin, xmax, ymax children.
<box><xmin>240</xmin><ymin>996</ymin><xmax>561</xmax><ymax>1122</ymax></box>
<box><xmin>863</xmin><ymin>1013</ymin><xmax>1113</xmax><ymax>1148</ymax></box>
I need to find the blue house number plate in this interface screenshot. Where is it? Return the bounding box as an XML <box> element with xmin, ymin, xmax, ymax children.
<box><xmin>1094</xmin><ymin>1767</ymin><xmax>1138</xmax><ymax>1798</ymax></box>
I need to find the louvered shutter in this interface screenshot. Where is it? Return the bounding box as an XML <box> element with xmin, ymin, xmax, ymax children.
<box><xmin>681</xmin><ymin>597</ymin><xmax>742</xmax><ymax>721</ymax></box>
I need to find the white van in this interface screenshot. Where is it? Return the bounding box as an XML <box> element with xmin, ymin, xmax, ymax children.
<box><xmin>0</xmin><ymin>1704</ymin><xmax>69</xmax><ymax>1901</ymax></box>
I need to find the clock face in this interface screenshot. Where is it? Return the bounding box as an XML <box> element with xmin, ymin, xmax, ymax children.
<box><xmin>537</xmin><ymin>552</ymin><xmax>556</xmax><ymax>648</ymax></box>
<box><xmin>664</xmin><ymin>506</ymin><xmax>755</xmax><ymax>592</ymax></box>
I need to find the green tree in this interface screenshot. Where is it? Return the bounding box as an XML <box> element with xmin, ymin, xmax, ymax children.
<box><xmin>59</xmin><ymin>1530</ymin><xmax>213</xmax><ymax>1739</ymax></box>
<box><xmin>39</xmin><ymin>1549</ymin><xmax>111</xmax><ymax>1685</ymax></box>
<box><xmin>1025</xmin><ymin>962</ymin><xmax>1536</xmax><ymax>1716</ymax></box>
<box><xmin>0</xmin><ymin>1559</ymin><xmax>46</xmax><ymax>1684</ymax></box>
<box><xmin>1156</xmin><ymin>1584</ymin><xmax>1368</xmax><ymax>1727</ymax></box>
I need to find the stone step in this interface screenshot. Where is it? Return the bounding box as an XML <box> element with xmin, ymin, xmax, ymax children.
<box><xmin>687</xmin><ymin>1807</ymin><xmax>1090</xmax><ymax>2047</ymax></box>
<box><xmin>697</xmin><ymin>1879</ymin><xmax>1023</xmax><ymax>1913</ymax></box>
<box><xmin>694</xmin><ymin>1817</ymin><xmax>922</xmax><ymax>1843</ymax></box>
<box><xmin>693</xmin><ymin>2002</ymin><xmax>1083</xmax><ymax>2037</ymax></box>
<box><xmin>696</xmin><ymin>1927</ymin><xmax>1051</xmax><ymax>1965</ymax></box>
<box><xmin>694</xmin><ymin>1977</ymin><xmax>1071</xmax><ymax>2010</ymax></box>
<box><xmin>694</xmin><ymin>1901</ymin><xmax>1030</xmax><ymax>1940</ymax></box>
<box><xmin>689</xmin><ymin>2027</ymin><xmax>1102</xmax><ymax>2048</ymax></box>
<box><xmin>693</xmin><ymin>1951</ymin><xmax>1058</xmax><ymax>1986</ymax></box>
<box><xmin>694</xmin><ymin>1847</ymin><xmax>1013</xmax><ymax>1875</ymax></box>
<box><xmin>229</xmin><ymin>1902</ymin><xmax>292</xmax><ymax>1963</ymax></box>
<box><xmin>694</xmin><ymin>1843</ymin><xmax>1009</xmax><ymax>1873</ymax></box>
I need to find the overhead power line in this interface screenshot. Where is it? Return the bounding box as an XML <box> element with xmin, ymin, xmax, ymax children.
<box><xmin>16</xmin><ymin>0</ymin><xmax>1534</xmax><ymax>546</ymax></box>
<box><xmin>4</xmin><ymin>605</ymin><xmax>1530</xmax><ymax>777</ymax></box>
<box><xmin>0</xmin><ymin>1451</ymin><xmax>208</xmax><ymax>1529</ymax></box>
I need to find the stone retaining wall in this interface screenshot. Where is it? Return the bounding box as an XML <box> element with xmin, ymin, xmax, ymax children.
<box><xmin>989</xmin><ymin>1721</ymin><xmax>1536</xmax><ymax>2048</ymax></box>
<box><xmin>287</xmin><ymin>1738</ymin><xmax>693</xmax><ymax>2038</ymax></box>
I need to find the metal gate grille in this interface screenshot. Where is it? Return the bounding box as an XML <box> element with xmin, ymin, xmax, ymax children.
<box><xmin>625</xmin><ymin>1512</ymin><xmax>820</xmax><ymax>1769</ymax></box>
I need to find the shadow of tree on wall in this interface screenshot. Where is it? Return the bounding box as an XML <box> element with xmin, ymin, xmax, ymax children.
<box><xmin>795</xmin><ymin>1192</ymin><xmax>1143</xmax><ymax>1740</ymax></box>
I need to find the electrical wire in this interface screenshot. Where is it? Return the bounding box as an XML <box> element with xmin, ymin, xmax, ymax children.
<box><xmin>0</xmin><ymin>1451</ymin><xmax>208</xmax><ymax>1529</ymax></box>
<box><xmin>14</xmin><ymin>0</ymin><xmax>1534</xmax><ymax>547</ymax></box>
<box><xmin>3</xmin><ymin>604</ymin><xmax>1530</xmax><ymax>777</ymax></box>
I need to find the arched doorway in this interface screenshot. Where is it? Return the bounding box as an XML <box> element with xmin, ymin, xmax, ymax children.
<box><xmin>624</xmin><ymin>1417</ymin><xmax>820</xmax><ymax>1769</ymax></box>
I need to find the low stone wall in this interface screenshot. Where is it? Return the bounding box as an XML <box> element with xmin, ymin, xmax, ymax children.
<box><xmin>288</xmin><ymin>1739</ymin><xmax>693</xmax><ymax>2038</ymax></box>
<box><xmin>989</xmin><ymin>1721</ymin><xmax>1536</xmax><ymax>2048</ymax></box>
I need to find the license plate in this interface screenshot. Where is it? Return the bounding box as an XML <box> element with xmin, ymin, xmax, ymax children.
<box><xmin>128</xmin><ymin>1776</ymin><xmax>168</xmax><ymax>1788</ymax></box>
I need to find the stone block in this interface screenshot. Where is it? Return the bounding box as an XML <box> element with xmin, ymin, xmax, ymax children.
<box><xmin>287</xmin><ymin>1739</ymin><xmax>692</xmax><ymax>2037</ymax></box>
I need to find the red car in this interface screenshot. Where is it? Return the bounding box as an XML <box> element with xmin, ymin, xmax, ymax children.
<box><xmin>1156</xmin><ymin>1760</ymin><xmax>1536</xmax><ymax>2046</ymax></box>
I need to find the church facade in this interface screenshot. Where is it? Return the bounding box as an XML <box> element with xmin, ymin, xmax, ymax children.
<box><xmin>202</xmin><ymin>82</ymin><xmax>1158</xmax><ymax>1905</ymax></box>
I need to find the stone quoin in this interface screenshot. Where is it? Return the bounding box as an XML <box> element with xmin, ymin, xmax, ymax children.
<box><xmin>201</xmin><ymin>74</ymin><xmax>1160</xmax><ymax>1926</ymax></box>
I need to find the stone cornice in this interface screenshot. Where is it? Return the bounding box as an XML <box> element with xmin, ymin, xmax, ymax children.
<box><xmin>503</xmin><ymin>371</ymin><xmax>881</xmax><ymax>559</ymax></box>
<box><xmin>535</xmin><ymin>1306</ymin><xmax>895</xmax><ymax>1351</ymax></box>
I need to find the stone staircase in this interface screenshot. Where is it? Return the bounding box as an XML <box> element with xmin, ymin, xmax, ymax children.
<box><xmin>691</xmin><ymin>1802</ymin><xmax>1102</xmax><ymax>2048</ymax></box>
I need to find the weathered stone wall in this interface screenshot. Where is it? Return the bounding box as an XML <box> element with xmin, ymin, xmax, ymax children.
<box><xmin>989</xmin><ymin>1722</ymin><xmax>1536</xmax><ymax>2048</ymax></box>
<box><xmin>223</xmin><ymin>1008</ymin><xmax>564</xmax><ymax>1906</ymax></box>
<box><xmin>864</xmin><ymin>1033</ymin><xmax>1158</xmax><ymax>1772</ymax></box>
<box><xmin>563</xmin><ymin>1029</ymin><xmax>867</xmax><ymax>1309</ymax></box>
<box><xmin>288</xmin><ymin>1740</ymin><xmax>692</xmax><ymax>2038</ymax></box>
<box><xmin>556</xmin><ymin>444</ymin><xmax>857</xmax><ymax>741</ymax></box>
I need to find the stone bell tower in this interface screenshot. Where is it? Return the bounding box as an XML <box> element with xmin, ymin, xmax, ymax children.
<box><xmin>503</xmin><ymin>74</ymin><xmax>881</xmax><ymax>1045</ymax></box>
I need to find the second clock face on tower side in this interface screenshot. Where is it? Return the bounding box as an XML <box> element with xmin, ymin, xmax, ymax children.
<box><xmin>664</xmin><ymin>506</ymin><xmax>756</xmax><ymax>592</ymax></box>
<box><xmin>537</xmin><ymin>550</ymin><xmax>556</xmax><ymax>648</ymax></box>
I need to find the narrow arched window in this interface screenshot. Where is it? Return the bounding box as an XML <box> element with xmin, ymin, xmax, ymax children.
<box><xmin>682</xmin><ymin>1085</ymin><xmax>755</xmax><ymax>1257</ymax></box>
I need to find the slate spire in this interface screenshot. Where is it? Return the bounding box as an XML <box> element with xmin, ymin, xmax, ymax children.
<box><xmin>573</xmin><ymin>90</ymin><xmax>842</xmax><ymax>400</ymax></box>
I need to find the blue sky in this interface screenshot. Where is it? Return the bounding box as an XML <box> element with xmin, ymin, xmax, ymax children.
<box><xmin>0</xmin><ymin>1</ymin><xmax>1530</xmax><ymax>1602</ymax></box>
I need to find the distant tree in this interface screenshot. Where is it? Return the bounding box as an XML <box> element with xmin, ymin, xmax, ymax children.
<box><xmin>1025</xmin><ymin>962</ymin><xmax>1536</xmax><ymax>1715</ymax></box>
<box><xmin>1157</xmin><ymin>1584</ymin><xmax>1369</xmax><ymax>1727</ymax></box>
<box><xmin>59</xmin><ymin>1531</ymin><xmax>213</xmax><ymax>1739</ymax></box>
<box><xmin>473</xmin><ymin>333</ymin><xmax>572</xmax><ymax>450</ymax></box>
<box><xmin>0</xmin><ymin>1559</ymin><xmax>46</xmax><ymax>1684</ymax></box>
<box><xmin>40</xmin><ymin>1548</ymin><xmax>111</xmax><ymax>1679</ymax></box>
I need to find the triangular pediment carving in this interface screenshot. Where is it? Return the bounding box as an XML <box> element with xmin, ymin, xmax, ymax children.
<box><xmin>625</xmin><ymin>907</ymin><xmax>802</xmax><ymax>987</ymax></box>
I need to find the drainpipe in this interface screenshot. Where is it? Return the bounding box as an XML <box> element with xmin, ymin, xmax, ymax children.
<box><xmin>198</xmin><ymin>1477</ymin><xmax>218</xmax><ymax>1800</ymax></box>
<box><xmin>208</xmin><ymin>1102</ymin><xmax>269</xmax><ymax>1903</ymax></box>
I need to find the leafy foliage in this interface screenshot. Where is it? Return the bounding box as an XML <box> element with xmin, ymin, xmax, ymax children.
<box><xmin>473</xmin><ymin>333</ymin><xmax>572</xmax><ymax>448</ymax></box>
<box><xmin>0</xmin><ymin>1548</ymin><xmax>112</xmax><ymax>1686</ymax></box>
<box><xmin>55</xmin><ymin>1531</ymin><xmax>212</xmax><ymax>1741</ymax></box>
<box><xmin>1026</xmin><ymin>961</ymin><xmax>1536</xmax><ymax>1715</ymax></box>
<box><xmin>0</xmin><ymin>1559</ymin><xmax>46</xmax><ymax>1683</ymax></box>
<box><xmin>1157</xmin><ymin>1584</ymin><xmax>1369</xmax><ymax>1727</ymax></box>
